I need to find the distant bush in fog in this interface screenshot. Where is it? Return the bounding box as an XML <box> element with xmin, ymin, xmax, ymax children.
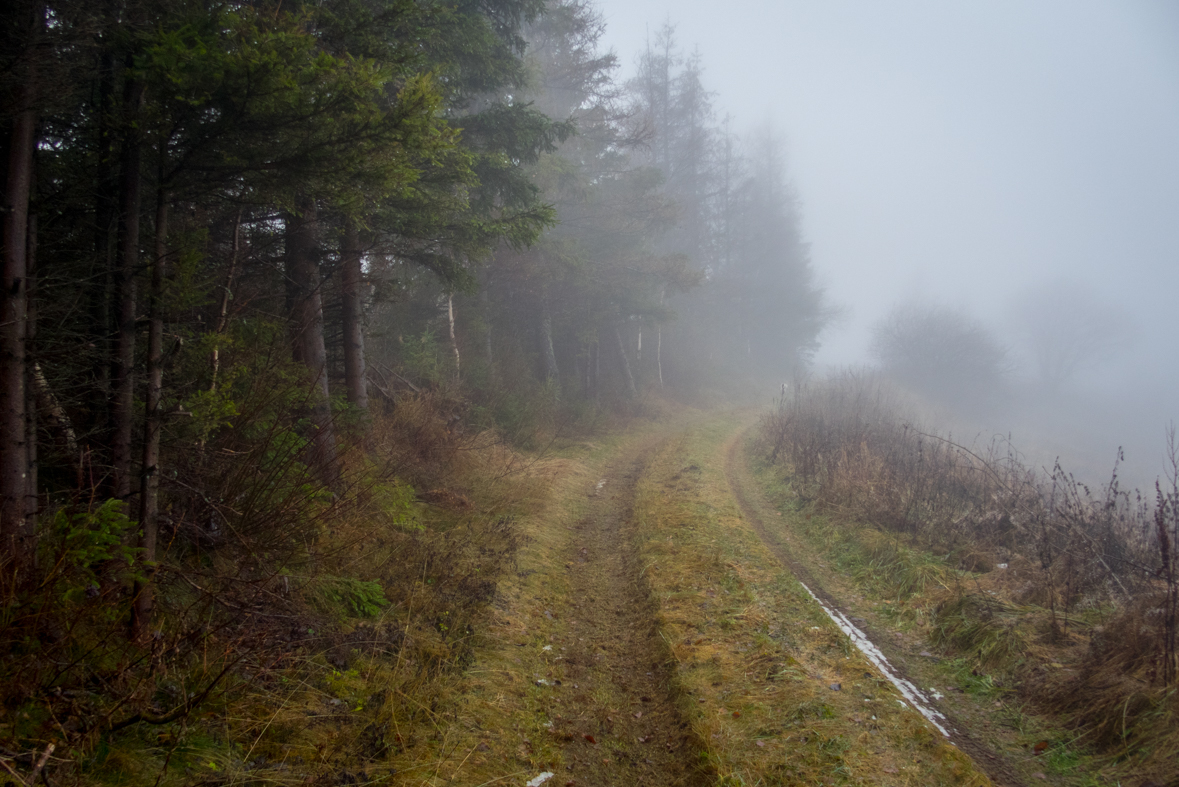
<box><xmin>870</xmin><ymin>302</ymin><xmax>1009</xmax><ymax>409</ymax></box>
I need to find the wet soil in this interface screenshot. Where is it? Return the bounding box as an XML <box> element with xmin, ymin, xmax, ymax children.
<box><xmin>546</xmin><ymin>446</ymin><xmax>712</xmax><ymax>787</ymax></box>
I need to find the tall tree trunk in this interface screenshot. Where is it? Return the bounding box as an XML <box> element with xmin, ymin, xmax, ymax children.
<box><xmin>90</xmin><ymin>45</ymin><xmax>118</xmax><ymax>448</ymax></box>
<box><xmin>131</xmin><ymin>185</ymin><xmax>166</xmax><ymax>641</ymax></box>
<box><xmin>593</xmin><ymin>330</ymin><xmax>600</xmax><ymax>403</ymax></box>
<box><xmin>340</xmin><ymin>218</ymin><xmax>368</xmax><ymax>413</ymax></box>
<box><xmin>286</xmin><ymin>195</ymin><xmax>338</xmax><ymax>483</ymax></box>
<box><xmin>210</xmin><ymin>208</ymin><xmax>241</xmax><ymax>392</ymax></box>
<box><xmin>480</xmin><ymin>286</ymin><xmax>494</xmax><ymax>384</ymax></box>
<box><xmin>656</xmin><ymin>324</ymin><xmax>664</xmax><ymax>389</ymax></box>
<box><xmin>614</xmin><ymin>322</ymin><xmax>637</xmax><ymax>398</ymax></box>
<box><xmin>110</xmin><ymin>70</ymin><xmax>144</xmax><ymax>502</ymax></box>
<box><xmin>656</xmin><ymin>288</ymin><xmax>665</xmax><ymax>389</ymax></box>
<box><xmin>25</xmin><ymin>214</ymin><xmax>37</xmax><ymax>528</ymax></box>
<box><xmin>0</xmin><ymin>28</ymin><xmax>37</xmax><ymax>576</ymax></box>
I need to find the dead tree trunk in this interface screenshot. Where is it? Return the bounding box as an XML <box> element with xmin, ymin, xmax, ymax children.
<box><xmin>285</xmin><ymin>196</ymin><xmax>338</xmax><ymax>483</ymax></box>
<box><xmin>340</xmin><ymin>218</ymin><xmax>368</xmax><ymax>414</ymax></box>
<box><xmin>33</xmin><ymin>364</ymin><xmax>78</xmax><ymax>477</ymax></box>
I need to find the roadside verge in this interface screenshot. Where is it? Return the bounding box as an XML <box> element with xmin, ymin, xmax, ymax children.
<box><xmin>632</xmin><ymin>412</ymin><xmax>990</xmax><ymax>786</ymax></box>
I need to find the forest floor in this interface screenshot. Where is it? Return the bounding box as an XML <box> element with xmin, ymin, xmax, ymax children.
<box><xmin>385</xmin><ymin>407</ymin><xmax>1119</xmax><ymax>786</ymax></box>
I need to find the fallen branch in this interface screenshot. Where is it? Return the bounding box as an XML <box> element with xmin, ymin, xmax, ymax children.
<box><xmin>0</xmin><ymin>743</ymin><xmax>55</xmax><ymax>787</ymax></box>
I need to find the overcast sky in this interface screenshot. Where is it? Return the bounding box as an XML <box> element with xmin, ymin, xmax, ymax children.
<box><xmin>590</xmin><ymin>0</ymin><xmax>1179</xmax><ymax>380</ymax></box>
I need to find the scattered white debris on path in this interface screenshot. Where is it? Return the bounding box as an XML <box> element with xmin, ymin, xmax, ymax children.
<box><xmin>525</xmin><ymin>773</ymin><xmax>554</xmax><ymax>787</ymax></box>
<box><xmin>797</xmin><ymin>582</ymin><xmax>955</xmax><ymax>739</ymax></box>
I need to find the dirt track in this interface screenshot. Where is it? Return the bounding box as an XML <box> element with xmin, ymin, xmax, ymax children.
<box><xmin>545</xmin><ymin>444</ymin><xmax>712</xmax><ymax>786</ymax></box>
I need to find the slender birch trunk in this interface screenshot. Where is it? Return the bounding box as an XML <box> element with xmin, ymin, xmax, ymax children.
<box><xmin>656</xmin><ymin>325</ymin><xmax>664</xmax><ymax>389</ymax></box>
<box><xmin>210</xmin><ymin>209</ymin><xmax>241</xmax><ymax>392</ymax></box>
<box><xmin>540</xmin><ymin>300</ymin><xmax>559</xmax><ymax>388</ymax></box>
<box><xmin>614</xmin><ymin>323</ymin><xmax>637</xmax><ymax>398</ymax></box>
<box><xmin>33</xmin><ymin>364</ymin><xmax>78</xmax><ymax>476</ymax></box>
<box><xmin>340</xmin><ymin>218</ymin><xmax>368</xmax><ymax>412</ymax></box>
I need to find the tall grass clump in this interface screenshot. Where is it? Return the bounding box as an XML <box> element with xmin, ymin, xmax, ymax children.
<box><xmin>756</xmin><ymin>370</ymin><xmax>1179</xmax><ymax>775</ymax></box>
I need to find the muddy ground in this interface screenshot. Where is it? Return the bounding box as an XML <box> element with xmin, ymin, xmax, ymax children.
<box><xmin>546</xmin><ymin>446</ymin><xmax>712</xmax><ymax>786</ymax></box>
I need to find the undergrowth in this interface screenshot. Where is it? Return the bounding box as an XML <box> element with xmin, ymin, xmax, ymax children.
<box><xmin>0</xmin><ymin>387</ymin><xmax>546</xmax><ymax>787</ymax></box>
<box><xmin>753</xmin><ymin>370</ymin><xmax>1179</xmax><ymax>784</ymax></box>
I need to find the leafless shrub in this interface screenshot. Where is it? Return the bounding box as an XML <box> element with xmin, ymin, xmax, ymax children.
<box><xmin>1153</xmin><ymin>427</ymin><xmax>1179</xmax><ymax>685</ymax></box>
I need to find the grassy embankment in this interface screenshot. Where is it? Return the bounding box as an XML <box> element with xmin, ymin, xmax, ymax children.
<box><xmin>630</xmin><ymin>412</ymin><xmax>988</xmax><ymax>786</ymax></box>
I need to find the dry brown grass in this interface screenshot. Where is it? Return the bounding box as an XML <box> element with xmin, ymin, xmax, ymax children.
<box><xmin>754</xmin><ymin>370</ymin><xmax>1179</xmax><ymax>785</ymax></box>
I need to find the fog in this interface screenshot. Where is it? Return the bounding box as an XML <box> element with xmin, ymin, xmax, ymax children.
<box><xmin>593</xmin><ymin>0</ymin><xmax>1179</xmax><ymax>488</ymax></box>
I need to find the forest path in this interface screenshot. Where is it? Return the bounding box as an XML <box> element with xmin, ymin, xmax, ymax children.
<box><xmin>409</xmin><ymin>410</ymin><xmax>1009</xmax><ymax>786</ymax></box>
<box><xmin>400</xmin><ymin>419</ymin><xmax>714</xmax><ymax>787</ymax></box>
<box><xmin>545</xmin><ymin>442</ymin><xmax>712</xmax><ymax>786</ymax></box>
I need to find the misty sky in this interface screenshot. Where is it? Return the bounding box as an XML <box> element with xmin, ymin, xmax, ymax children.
<box><xmin>590</xmin><ymin>0</ymin><xmax>1179</xmax><ymax>388</ymax></box>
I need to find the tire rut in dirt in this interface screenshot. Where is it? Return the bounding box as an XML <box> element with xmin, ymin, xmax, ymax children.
<box><xmin>549</xmin><ymin>451</ymin><xmax>711</xmax><ymax>787</ymax></box>
<box><xmin>723</xmin><ymin>434</ymin><xmax>1028</xmax><ymax>787</ymax></box>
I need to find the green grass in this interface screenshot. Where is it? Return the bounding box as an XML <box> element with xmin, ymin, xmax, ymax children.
<box><xmin>930</xmin><ymin>593</ymin><xmax>1030</xmax><ymax>672</ymax></box>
